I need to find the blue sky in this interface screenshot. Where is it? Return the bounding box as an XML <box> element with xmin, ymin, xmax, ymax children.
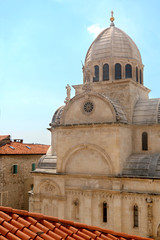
<box><xmin>0</xmin><ymin>0</ymin><xmax>160</xmax><ymax>144</ymax></box>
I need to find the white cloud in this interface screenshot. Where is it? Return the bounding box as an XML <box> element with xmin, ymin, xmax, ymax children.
<box><xmin>87</xmin><ymin>24</ymin><xmax>104</xmax><ymax>38</ymax></box>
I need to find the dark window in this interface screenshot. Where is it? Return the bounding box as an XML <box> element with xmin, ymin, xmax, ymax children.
<box><xmin>125</xmin><ymin>64</ymin><xmax>132</xmax><ymax>78</ymax></box>
<box><xmin>103</xmin><ymin>202</ymin><xmax>107</xmax><ymax>222</ymax></box>
<box><xmin>103</xmin><ymin>64</ymin><xmax>109</xmax><ymax>81</ymax></box>
<box><xmin>32</xmin><ymin>163</ymin><xmax>36</xmax><ymax>171</ymax></box>
<box><xmin>142</xmin><ymin>132</ymin><xmax>148</xmax><ymax>150</ymax></box>
<box><xmin>140</xmin><ymin>69</ymin><xmax>142</xmax><ymax>84</ymax></box>
<box><xmin>12</xmin><ymin>164</ymin><xmax>18</xmax><ymax>174</ymax></box>
<box><xmin>115</xmin><ymin>63</ymin><xmax>121</xmax><ymax>80</ymax></box>
<box><xmin>136</xmin><ymin>67</ymin><xmax>138</xmax><ymax>82</ymax></box>
<box><xmin>93</xmin><ymin>65</ymin><xmax>99</xmax><ymax>82</ymax></box>
<box><xmin>133</xmin><ymin>205</ymin><xmax>138</xmax><ymax>227</ymax></box>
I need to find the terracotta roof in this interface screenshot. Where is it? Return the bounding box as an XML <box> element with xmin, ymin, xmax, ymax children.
<box><xmin>0</xmin><ymin>206</ymin><xmax>153</xmax><ymax>240</ymax></box>
<box><xmin>0</xmin><ymin>142</ymin><xmax>50</xmax><ymax>155</ymax></box>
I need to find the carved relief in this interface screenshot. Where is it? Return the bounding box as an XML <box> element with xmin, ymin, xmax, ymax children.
<box><xmin>38</xmin><ymin>180</ymin><xmax>61</xmax><ymax>197</ymax></box>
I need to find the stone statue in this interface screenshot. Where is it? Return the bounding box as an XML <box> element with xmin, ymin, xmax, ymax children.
<box><xmin>83</xmin><ymin>66</ymin><xmax>91</xmax><ymax>83</ymax></box>
<box><xmin>64</xmin><ymin>84</ymin><xmax>71</xmax><ymax>104</ymax></box>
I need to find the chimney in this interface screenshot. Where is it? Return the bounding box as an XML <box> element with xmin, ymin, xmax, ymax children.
<box><xmin>13</xmin><ymin>139</ymin><xmax>23</xmax><ymax>143</ymax></box>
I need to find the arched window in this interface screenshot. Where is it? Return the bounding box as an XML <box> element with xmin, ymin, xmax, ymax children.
<box><xmin>125</xmin><ymin>64</ymin><xmax>132</xmax><ymax>78</ymax></box>
<box><xmin>103</xmin><ymin>64</ymin><xmax>109</xmax><ymax>81</ymax></box>
<box><xmin>115</xmin><ymin>63</ymin><xmax>121</xmax><ymax>80</ymax></box>
<box><xmin>140</xmin><ymin>69</ymin><xmax>142</xmax><ymax>84</ymax></box>
<box><xmin>142</xmin><ymin>132</ymin><xmax>148</xmax><ymax>151</ymax></box>
<box><xmin>103</xmin><ymin>202</ymin><xmax>107</xmax><ymax>222</ymax></box>
<box><xmin>136</xmin><ymin>67</ymin><xmax>138</xmax><ymax>82</ymax></box>
<box><xmin>93</xmin><ymin>65</ymin><xmax>99</xmax><ymax>82</ymax></box>
<box><xmin>133</xmin><ymin>205</ymin><xmax>138</xmax><ymax>227</ymax></box>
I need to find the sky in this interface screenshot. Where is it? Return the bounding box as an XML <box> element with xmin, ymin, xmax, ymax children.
<box><xmin>0</xmin><ymin>0</ymin><xmax>160</xmax><ymax>145</ymax></box>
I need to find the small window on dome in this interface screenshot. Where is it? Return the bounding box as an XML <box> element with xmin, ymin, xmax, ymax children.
<box><xmin>103</xmin><ymin>64</ymin><xmax>109</xmax><ymax>81</ymax></box>
<box><xmin>136</xmin><ymin>67</ymin><xmax>138</xmax><ymax>82</ymax></box>
<box><xmin>93</xmin><ymin>65</ymin><xmax>99</xmax><ymax>82</ymax></box>
<box><xmin>115</xmin><ymin>63</ymin><xmax>121</xmax><ymax>80</ymax></box>
<box><xmin>125</xmin><ymin>64</ymin><xmax>132</xmax><ymax>78</ymax></box>
<box><xmin>140</xmin><ymin>69</ymin><xmax>142</xmax><ymax>84</ymax></box>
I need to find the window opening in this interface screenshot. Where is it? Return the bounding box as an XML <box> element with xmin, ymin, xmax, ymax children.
<box><xmin>125</xmin><ymin>64</ymin><xmax>132</xmax><ymax>78</ymax></box>
<box><xmin>103</xmin><ymin>202</ymin><xmax>107</xmax><ymax>222</ymax></box>
<box><xmin>140</xmin><ymin>69</ymin><xmax>142</xmax><ymax>84</ymax></box>
<box><xmin>12</xmin><ymin>164</ymin><xmax>18</xmax><ymax>174</ymax></box>
<box><xmin>32</xmin><ymin>163</ymin><xmax>36</xmax><ymax>171</ymax></box>
<box><xmin>136</xmin><ymin>67</ymin><xmax>138</xmax><ymax>82</ymax></box>
<box><xmin>115</xmin><ymin>63</ymin><xmax>121</xmax><ymax>80</ymax></box>
<box><xmin>93</xmin><ymin>65</ymin><xmax>99</xmax><ymax>82</ymax></box>
<box><xmin>133</xmin><ymin>205</ymin><xmax>138</xmax><ymax>227</ymax></box>
<box><xmin>103</xmin><ymin>64</ymin><xmax>109</xmax><ymax>81</ymax></box>
<box><xmin>142</xmin><ymin>132</ymin><xmax>148</xmax><ymax>150</ymax></box>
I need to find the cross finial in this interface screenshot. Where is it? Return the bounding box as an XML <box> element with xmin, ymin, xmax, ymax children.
<box><xmin>110</xmin><ymin>10</ymin><xmax>115</xmax><ymax>26</ymax></box>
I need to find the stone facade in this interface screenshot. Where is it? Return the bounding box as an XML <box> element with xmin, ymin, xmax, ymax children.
<box><xmin>29</xmin><ymin>17</ymin><xmax>160</xmax><ymax>239</ymax></box>
<box><xmin>0</xmin><ymin>135</ymin><xmax>49</xmax><ymax>210</ymax></box>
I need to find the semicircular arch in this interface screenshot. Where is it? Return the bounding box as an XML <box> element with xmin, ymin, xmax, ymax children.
<box><xmin>61</xmin><ymin>143</ymin><xmax>114</xmax><ymax>175</ymax></box>
<box><xmin>60</xmin><ymin>92</ymin><xmax>118</xmax><ymax>125</ymax></box>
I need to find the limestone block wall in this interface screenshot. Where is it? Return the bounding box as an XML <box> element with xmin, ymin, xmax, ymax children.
<box><xmin>0</xmin><ymin>154</ymin><xmax>41</xmax><ymax>210</ymax></box>
<box><xmin>132</xmin><ymin>125</ymin><xmax>160</xmax><ymax>153</ymax></box>
<box><xmin>73</xmin><ymin>81</ymin><xmax>149</xmax><ymax>123</ymax></box>
<box><xmin>51</xmin><ymin>124</ymin><xmax>132</xmax><ymax>175</ymax></box>
<box><xmin>30</xmin><ymin>173</ymin><xmax>160</xmax><ymax>239</ymax></box>
<box><xmin>29</xmin><ymin>174</ymin><xmax>65</xmax><ymax>219</ymax></box>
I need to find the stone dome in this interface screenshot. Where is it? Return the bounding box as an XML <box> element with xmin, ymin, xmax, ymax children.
<box><xmin>85</xmin><ymin>25</ymin><xmax>142</xmax><ymax>65</ymax></box>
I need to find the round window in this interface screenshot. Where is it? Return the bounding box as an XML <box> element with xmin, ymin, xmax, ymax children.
<box><xmin>84</xmin><ymin>102</ymin><xmax>94</xmax><ymax>113</ymax></box>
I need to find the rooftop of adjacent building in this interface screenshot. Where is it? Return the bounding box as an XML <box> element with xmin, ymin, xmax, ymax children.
<box><xmin>0</xmin><ymin>206</ymin><xmax>153</xmax><ymax>240</ymax></box>
<box><xmin>0</xmin><ymin>135</ymin><xmax>50</xmax><ymax>155</ymax></box>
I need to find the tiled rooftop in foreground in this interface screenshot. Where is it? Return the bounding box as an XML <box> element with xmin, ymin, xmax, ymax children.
<box><xmin>0</xmin><ymin>206</ymin><xmax>153</xmax><ymax>240</ymax></box>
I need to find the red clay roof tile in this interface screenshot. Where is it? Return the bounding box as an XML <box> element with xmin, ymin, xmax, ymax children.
<box><xmin>81</xmin><ymin>229</ymin><xmax>97</xmax><ymax>239</ymax></box>
<box><xmin>0</xmin><ymin>225</ymin><xmax>9</xmax><ymax>236</ymax></box>
<box><xmin>0</xmin><ymin>206</ymin><xmax>154</xmax><ymax>240</ymax></box>
<box><xmin>2</xmin><ymin>221</ymin><xmax>18</xmax><ymax>234</ymax></box>
<box><xmin>0</xmin><ymin>211</ymin><xmax>12</xmax><ymax>222</ymax></box>
<box><xmin>10</xmin><ymin>219</ymin><xmax>25</xmax><ymax>230</ymax></box>
<box><xmin>48</xmin><ymin>230</ymin><xmax>62</xmax><ymax>240</ymax></box>
<box><xmin>67</xmin><ymin>236</ymin><xmax>76</xmax><ymax>240</ymax></box>
<box><xmin>42</xmin><ymin>220</ymin><xmax>55</xmax><ymax>231</ymax></box>
<box><xmin>6</xmin><ymin>231</ymin><xmax>21</xmax><ymax>240</ymax></box>
<box><xmin>0</xmin><ymin>235</ymin><xmax>8</xmax><ymax>240</ymax></box>
<box><xmin>73</xmin><ymin>233</ymin><xmax>85</xmax><ymax>240</ymax></box>
<box><xmin>77</xmin><ymin>231</ymin><xmax>91</xmax><ymax>240</ymax></box>
<box><xmin>17</xmin><ymin>217</ymin><xmax>31</xmax><ymax>228</ymax></box>
<box><xmin>16</xmin><ymin>230</ymin><xmax>31</xmax><ymax>240</ymax></box>
<box><xmin>22</xmin><ymin>227</ymin><xmax>37</xmax><ymax>239</ymax></box>
<box><xmin>26</xmin><ymin>216</ymin><xmax>38</xmax><ymax>225</ymax></box>
<box><xmin>54</xmin><ymin>227</ymin><xmax>68</xmax><ymax>239</ymax></box>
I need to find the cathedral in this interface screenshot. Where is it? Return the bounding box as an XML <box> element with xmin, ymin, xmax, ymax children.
<box><xmin>29</xmin><ymin>13</ymin><xmax>160</xmax><ymax>240</ymax></box>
